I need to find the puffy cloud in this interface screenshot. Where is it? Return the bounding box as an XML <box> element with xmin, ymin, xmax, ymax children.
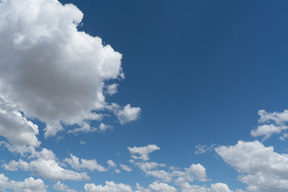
<box><xmin>3</xmin><ymin>149</ymin><xmax>89</xmax><ymax>181</ymax></box>
<box><xmin>0</xmin><ymin>0</ymin><xmax>139</xmax><ymax>141</ymax></box>
<box><xmin>0</xmin><ymin>96</ymin><xmax>40</xmax><ymax>147</ymax></box>
<box><xmin>146</xmin><ymin>182</ymin><xmax>177</xmax><ymax>192</ymax></box>
<box><xmin>0</xmin><ymin>174</ymin><xmax>46</xmax><ymax>192</ymax></box>
<box><xmin>174</xmin><ymin>179</ymin><xmax>232</xmax><ymax>192</ymax></box>
<box><xmin>258</xmin><ymin>110</ymin><xmax>288</xmax><ymax>124</ymax></box>
<box><xmin>250</xmin><ymin>124</ymin><xmax>288</xmax><ymax>140</ymax></box>
<box><xmin>216</xmin><ymin>140</ymin><xmax>288</xmax><ymax>192</ymax></box>
<box><xmin>128</xmin><ymin>144</ymin><xmax>160</xmax><ymax>161</ymax></box>
<box><xmin>84</xmin><ymin>181</ymin><xmax>133</xmax><ymax>192</ymax></box>
<box><xmin>53</xmin><ymin>181</ymin><xmax>76</xmax><ymax>192</ymax></box>
<box><xmin>120</xmin><ymin>164</ymin><xmax>132</xmax><ymax>172</ymax></box>
<box><xmin>64</xmin><ymin>154</ymin><xmax>107</xmax><ymax>172</ymax></box>
<box><xmin>116</xmin><ymin>104</ymin><xmax>141</xmax><ymax>124</ymax></box>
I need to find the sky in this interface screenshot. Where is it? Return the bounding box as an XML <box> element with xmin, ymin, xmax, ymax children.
<box><xmin>1</xmin><ymin>0</ymin><xmax>288</xmax><ymax>191</ymax></box>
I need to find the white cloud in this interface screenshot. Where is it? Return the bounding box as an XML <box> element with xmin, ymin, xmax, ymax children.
<box><xmin>258</xmin><ymin>110</ymin><xmax>288</xmax><ymax>124</ymax></box>
<box><xmin>0</xmin><ymin>96</ymin><xmax>40</xmax><ymax>147</ymax></box>
<box><xmin>3</xmin><ymin>149</ymin><xmax>89</xmax><ymax>181</ymax></box>
<box><xmin>174</xmin><ymin>178</ymin><xmax>232</xmax><ymax>192</ymax></box>
<box><xmin>54</xmin><ymin>181</ymin><xmax>76</xmax><ymax>192</ymax></box>
<box><xmin>120</xmin><ymin>164</ymin><xmax>132</xmax><ymax>172</ymax></box>
<box><xmin>147</xmin><ymin>182</ymin><xmax>177</xmax><ymax>192</ymax></box>
<box><xmin>135</xmin><ymin>161</ymin><xmax>166</xmax><ymax>171</ymax></box>
<box><xmin>116</xmin><ymin>104</ymin><xmax>141</xmax><ymax>124</ymax></box>
<box><xmin>99</xmin><ymin>123</ymin><xmax>113</xmax><ymax>132</ymax></box>
<box><xmin>84</xmin><ymin>181</ymin><xmax>133</xmax><ymax>192</ymax></box>
<box><xmin>250</xmin><ymin>124</ymin><xmax>288</xmax><ymax>140</ymax></box>
<box><xmin>0</xmin><ymin>173</ymin><xmax>46</xmax><ymax>192</ymax></box>
<box><xmin>106</xmin><ymin>83</ymin><xmax>119</xmax><ymax>96</ymax></box>
<box><xmin>128</xmin><ymin>144</ymin><xmax>160</xmax><ymax>161</ymax></box>
<box><xmin>0</xmin><ymin>0</ymin><xmax>139</xmax><ymax>141</ymax></box>
<box><xmin>216</xmin><ymin>140</ymin><xmax>288</xmax><ymax>192</ymax></box>
<box><xmin>64</xmin><ymin>154</ymin><xmax>107</xmax><ymax>172</ymax></box>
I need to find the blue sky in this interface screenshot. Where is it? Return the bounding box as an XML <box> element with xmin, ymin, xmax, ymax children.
<box><xmin>1</xmin><ymin>0</ymin><xmax>288</xmax><ymax>191</ymax></box>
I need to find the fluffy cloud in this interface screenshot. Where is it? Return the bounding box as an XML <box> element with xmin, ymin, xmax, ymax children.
<box><xmin>250</xmin><ymin>124</ymin><xmax>288</xmax><ymax>140</ymax></box>
<box><xmin>136</xmin><ymin>182</ymin><xmax>177</xmax><ymax>192</ymax></box>
<box><xmin>0</xmin><ymin>0</ymin><xmax>139</xmax><ymax>142</ymax></box>
<box><xmin>195</xmin><ymin>144</ymin><xmax>216</xmax><ymax>155</ymax></box>
<box><xmin>0</xmin><ymin>96</ymin><xmax>40</xmax><ymax>147</ymax></box>
<box><xmin>174</xmin><ymin>179</ymin><xmax>232</xmax><ymax>192</ymax></box>
<box><xmin>3</xmin><ymin>149</ymin><xmax>89</xmax><ymax>181</ymax></box>
<box><xmin>128</xmin><ymin>144</ymin><xmax>160</xmax><ymax>161</ymax></box>
<box><xmin>115</xmin><ymin>104</ymin><xmax>141</xmax><ymax>124</ymax></box>
<box><xmin>84</xmin><ymin>181</ymin><xmax>133</xmax><ymax>192</ymax></box>
<box><xmin>258</xmin><ymin>110</ymin><xmax>288</xmax><ymax>124</ymax></box>
<box><xmin>0</xmin><ymin>174</ymin><xmax>46</xmax><ymax>192</ymax></box>
<box><xmin>106</xmin><ymin>84</ymin><xmax>119</xmax><ymax>96</ymax></box>
<box><xmin>53</xmin><ymin>181</ymin><xmax>76</xmax><ymax>192</ymax></box>
<box><xmin>216</xmin><ymin>140</ymin><xmax>288</xmax><ymax>192</ymax></box>
<box><xmin>64</xmin><ymin>154</ymin><xmax>107</xmax><ymax>172</ymax></box>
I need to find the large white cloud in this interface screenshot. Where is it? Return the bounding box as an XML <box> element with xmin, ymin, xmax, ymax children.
<box><xmin>216</xmin><ymin>140</ymin><xmax>288</xmax><ymax>192</ymax></box>
<box><xmin>0</xmin><ymin>0</ymin><xmax>139</xmax><ymax>142</ymax></box>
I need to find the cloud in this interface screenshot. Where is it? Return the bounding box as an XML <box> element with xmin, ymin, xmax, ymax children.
<box><xmin>84</xmin><ymin>181</ymin><xmax>133</xmax><ymax>192</ymax></box>
<box><xmin>136</xmin><ymin>182</ymin><xmax>177</xmax><ymax>192</ymax></box>
<box><xmin>106</xmin><ymin>83</ymin><xmax>119</xmax><ymax>96</ymax></box>
<box><xmin>216</xmin><ymin>140</ymin><xmax>288</xmax><ymax>192</ymax></box>
<box><xmin>107</xmin><ymin>160</ymin><xmax>120</xmax><ymax>173</ymax></box>
<box><xmin>115</xmin><ymin>104</ymin><xmax>141</xmax><ymax>124</ymax></box>
<box><xmin>258</xmin><ymin>110</ymin><xmax>288</xmax><ymax>124</ymax></box>
<box><xmin>0</xmin><ymin>173</ymin><xmax>46</xmax><ymax>192</ymax></box>
<box><xmin>64</xmin><ymin>154</ymin><xmax>107</xmax><ymax>172</ymax></box>
<box><xmin>0</xmin><ymin>96</ymin><xmax>40</xmax><ymax>147</ymax></box>
<box><xmin>0</xmin><ymin>0</ymin><xmax>139</xmax><ymax>141</ymax></box>
<box><xmin>250</xmin><ymin>124</ymin><xmax>288</xmax><ymax>140</ymax></box>
<box><xmin>3</xmin><ymin>149</ymin><xmax>89</xmax><ymax>181</ymax></box>
<box><xmin>128</xmin><ymin>144</ymin><xmax>160</xmax><ymax>161</ymax></box>
<box><xmin>120</xmin><ymin>164</ymin><xmax>132</xmax><ymax>172</ymax></box>
<box><xmin>174</xmin><ymin>179</ymin><xmax>233</xmax><ymax>192</ymax></box>
<box><xmin>53</xmin><ymin>181</ymin><xmax>76</xmax><ymax>192</ymax></box>
<box><xmin>194</xmin><ymin>144</ymin><xmax>216</xmax><ymax>155</ymax></box>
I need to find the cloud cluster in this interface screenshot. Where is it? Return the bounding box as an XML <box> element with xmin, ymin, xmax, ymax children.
<box><xmin>0</xmin><ymin>174</ymin><xmax>46</xmax><ymax>192</ymax></box>
<box><xmin>84</xmin><ymin>181</ymin><xmax>133</xmax><ymax>192</ymax></box>
<box><xmin>216</xmin><ymin>140</ymin><xmax>288</xmax><ymax>191</ymax></box>
<box><xmin>3</xmin><ymin>148</ymin><xmax>89</xmax><ymax>181</ymax></box>
<box><xmin>251</xmin><ymin>110</ymin><xmax>288</xmax><ymax>140</ymax></box>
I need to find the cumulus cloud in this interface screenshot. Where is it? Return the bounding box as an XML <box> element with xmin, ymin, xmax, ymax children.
<box><xmin>84</xmin><ymin>181</ymin><xmax>133</xmax><ymax>192</ymax></box>
<box><xmin>53</xmin><ymin>181</ymin><xmax>76</xmax><ymax>192</ymax></box>
<box><xmin>128</xmin><ymin>144</ymin><xmax>160</xmax><ymax>161</ymax></box>
<box><xmin>0</xmin><ymin>173</ymin><xmax>46</xmax><ymax>192</ymax></box>
<box><xmin>250</xmin><ymin>124</ymin><xmax>288</xmax><ymax>140</ymax></box>
<box><xmin>0</xmin><ymin>96</ymin><xmax>40</xmax><ymax>147</ymax></box>
<box><xmin>64</xmin><ymin>154</ymin><xmax>107</xmax><ymax>172</ymax></box>
<box><xmin>115</xmin><ymin>104</ymin><xmax>141</xmax><ymax>124</ymax></box>
<box><xmin>174</xmin><ymin>179</ymin><xmax>232</xmax><ymax>192</ymax></box>
<box><xmin>216</xmin><ymin>140</ymin><xmax>288</xmax><ymax>192</ymax></box>
<box><xmin>3</xmin><ymin>149</ymin><xmax>89</xmax><ymax>181</ymax></box>
<box><xmin>0</xmin><ymin>0</ymin><xmax>139</xmax><ymax>143</ymax></box>
<box><xmin>258</xmin><ymin>110</ymin><xmax>288</xmax><ymax>124</ymax></box>
<box><xmin>136</xmin><ymin>182</ymin><xmax>177</xmax><ymax>192</ymax></box>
